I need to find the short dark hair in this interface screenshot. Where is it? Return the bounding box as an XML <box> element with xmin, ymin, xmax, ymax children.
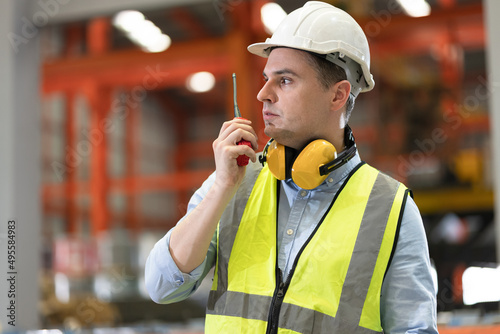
<box><xmin>302</xmin><ymin>51</ymin><xmax>347</xmax><ymax>90</ymax></box>
<box><xmin>303</xmin><ymin>51</ymin><xmax>356</xmax><ymax>121</ymax></box>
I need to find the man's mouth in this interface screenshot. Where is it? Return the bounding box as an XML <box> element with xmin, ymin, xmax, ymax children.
<box><xmin>263</xmin><ymin>110</ymin><xmax>278</xmax><ymax>121</ymax></box>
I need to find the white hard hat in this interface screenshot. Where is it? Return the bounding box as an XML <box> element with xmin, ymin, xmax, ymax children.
<box><xmin>248</xmin><ymin>1</ymin><xmax>374</xmax><ymax>97</ymax></box>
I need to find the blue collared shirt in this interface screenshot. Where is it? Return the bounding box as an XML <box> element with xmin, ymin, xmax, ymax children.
<box><xmin>145</xmin><ymin>153</ymin><xmax>438</xmax><ymax>333</ymax></box>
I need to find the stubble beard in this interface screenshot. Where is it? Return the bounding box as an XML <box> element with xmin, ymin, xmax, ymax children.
<box><xmin>264</xmin><ymin>123</ymin><xmax>300</xmax><ymax>149</ymax></box>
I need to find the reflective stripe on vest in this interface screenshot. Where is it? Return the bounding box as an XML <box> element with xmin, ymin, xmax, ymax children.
<box><xmin>206</xmin><ymin>162</ymin><xmax>408</xmax><ymax>333</ymax></box>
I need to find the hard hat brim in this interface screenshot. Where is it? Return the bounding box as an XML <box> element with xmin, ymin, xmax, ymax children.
<box><xmin>248</xmin><ymin>41</ymin><xmax>316</xmax><ymax>58</ymax></box>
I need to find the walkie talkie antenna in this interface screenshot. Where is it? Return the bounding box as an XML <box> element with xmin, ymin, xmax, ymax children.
<box><xmin>232</xmin><ymin>73</ymin><xmax>242</xmax><ymax>118</ymax></box>
<box><xmin>232</xmin><ymin>73</ymin><xmax>251</xmax><ymax>166</ymax></box>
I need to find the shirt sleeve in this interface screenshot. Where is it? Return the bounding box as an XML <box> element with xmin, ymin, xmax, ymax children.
<box><xmin>380</xmin><ymin>195</ymin><xmax>439</xmax><ymax>333</ymax></box>
<box><xmin>144</xmin><ymin>172</ymin><xmax>218</xmax><ymax>304</ymax></box>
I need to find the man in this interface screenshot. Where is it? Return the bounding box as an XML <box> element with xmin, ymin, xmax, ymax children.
<box><xmin>146</xmin><ymin>2</ymin><xmax>438</xmax><ymax>333</ymax></box>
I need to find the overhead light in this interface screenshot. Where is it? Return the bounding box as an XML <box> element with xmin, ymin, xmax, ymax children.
<box><xmin>54</xmin><ymin>272</ymin><xmax>70</xmax><ymax>303</ymax></box>
<box><xmin>462</xmin><ymin>265</ymin><xmax>500</xmax><ymax>305</ymax></box>
<box><xmin>186</xmin><ymin>72</ymin><xmax>216</xmax><ymax>93</ymax></box>
<box><xmin>142</xmin><ymin>34</ymin><xmax>171</xmax><ymax>53</ymax></box>
<box><xmin>112</xmin><ymin>10</ymin><xmax>145</xmax><ymax>33</ymax></box>
<box><xmin>261</xmin><ymin>2</ymin><xmax>287</xmax><ymax>35</ymax></box>
<box><xmin>113</xmin><ymin>10</ymin><xmax>171</xmax><ymax>53</ymax></box>
<box><xmin>128</xmin><ymin>20</ymin><xmax>161</xmax><ymax>41</ymax></box>
<box><xmin>396</xmin><ymin>0</ymin><xmax>431</xmax><ymax>17</ymax></box>
<box><xmin>26</xmin><ymin>330</ymin><xmax>64</xmax><ymax>334</ymax></box>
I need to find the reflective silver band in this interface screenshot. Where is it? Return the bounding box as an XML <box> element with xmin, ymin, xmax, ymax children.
<box><xmin>279</xmin><ymin>302</ymin><xmax>381</xmax><ymax>334</ymax></box>
<box><xmin>207</xmin><ymin>161</ymin><xmax>264</xmax><ymax>311</ymax></box>
<box><xmin>207</xmin><ymin>292</ymin><xmax>382</xmax><ymax>334</ymax></box>
<box><xmin>332</xmin><ymin>171</ymin><xmax>399</xmax><ymax>332</ymax></box>
<box><xmin>207</xmin><ymin>290</ymin><xmax>272</xmax><ymax>321</ymax></box>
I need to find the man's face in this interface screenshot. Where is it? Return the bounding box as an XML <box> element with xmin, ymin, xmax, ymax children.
<box><xmin>258</xmin><ymin>48</ymin><xmax>335</xmax><ymax>149</ymax></box>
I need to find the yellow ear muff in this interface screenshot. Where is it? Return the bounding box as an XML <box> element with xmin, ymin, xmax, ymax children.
<box><xmin>291</xmin><ymin>140</ymin><xmax>337</xmax><ymax>189</ymax></box>
<box><xmin>266</xmin><ymin>139</ymin><xmax>287</xmax><ymax>180</ymax></box>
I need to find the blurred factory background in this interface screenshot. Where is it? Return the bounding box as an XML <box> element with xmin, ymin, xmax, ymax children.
<box><xmin>1</xmin><ymin>0</ymin><xmax>500</xmax><ymax>333</ymax></box>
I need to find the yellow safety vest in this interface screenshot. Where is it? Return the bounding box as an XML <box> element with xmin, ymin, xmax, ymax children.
<box><xmin>206</xmin><ymin>162</ymin><xmax>409</xmax><ymax>333</ymax></box>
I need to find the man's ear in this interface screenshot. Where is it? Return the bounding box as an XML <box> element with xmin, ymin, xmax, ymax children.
<box><xmin>331</xmin><ymin>80</ymin><xmax>351</xmax><ymax>111</ymax></box>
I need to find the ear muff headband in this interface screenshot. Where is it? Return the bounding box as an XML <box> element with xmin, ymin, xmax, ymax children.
<box><xmin>318</xmin><ymin>144</ymin><xmax>357</xmax><ymax>176</ymax></box>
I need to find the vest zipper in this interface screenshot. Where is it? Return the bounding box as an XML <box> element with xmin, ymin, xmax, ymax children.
<box><xmin>266</xmin><ymin>181</ymin><xmax>283</xmax><ymax>334</ymax></box>
<box><xmin>266</xmin><ymin>268</ymin><xmax>284</xmax><ymax>334</ymax></box>
<box><xmin>266</xmin><ymin>219</ymin><xmax>330</xmax><ymax>334</ymax></box>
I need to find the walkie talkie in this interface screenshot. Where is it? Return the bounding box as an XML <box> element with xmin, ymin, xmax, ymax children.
<box><xmin>232</xmin><ymin>73</ymin><xmax>252</xmax><ymax>166</ymax></box>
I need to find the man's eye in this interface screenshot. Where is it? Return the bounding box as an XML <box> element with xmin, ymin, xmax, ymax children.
<box><xmin>281</xmin><ymin>78</ymin><xmax>291</xmax><ymax>85</ymax></box>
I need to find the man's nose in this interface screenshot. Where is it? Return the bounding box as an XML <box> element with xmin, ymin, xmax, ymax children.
<box><xmin>257</xmin><ymin>81</ymin><xmax>276</xmax><ymax>103</ymax></box>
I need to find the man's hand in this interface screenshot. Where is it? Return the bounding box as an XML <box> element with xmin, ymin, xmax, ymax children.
<box><xmin>212</xmin><ymin>118</ymin><xmax>258</xmax><ymax>190</ymax></box>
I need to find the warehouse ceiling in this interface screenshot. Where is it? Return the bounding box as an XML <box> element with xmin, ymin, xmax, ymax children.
<box><xmin>33</xmin><ymin>0</ymin><xmax>485</xmax><ymax>56</ymax></box>
<box><xmin>32</xmin><ymin>0</ymin><xmax>483</xmax><ymax>26</ymax></box>
<box><xmin>41</xmin><ymin>0</ymin><xmax>486</xmax><ymax>122</ymax></box>
<box><xmin>104</xmin><ymin>0</ymin><xmax>481</xmax><ymax>54</ymax></box>
<box><xmin>112</xmin><ymin>2</ymin><xmax>228</xmax><ymax>50</ymax></box>
<box><xmin>27</xmin><ymin>0</ymin><xmax>210</xmax><ymax>24</ymax></box>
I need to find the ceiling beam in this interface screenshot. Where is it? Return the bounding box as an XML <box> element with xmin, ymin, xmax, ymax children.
<box><xmin>42</xmin><ymin>36</ymin><xmax>231</xmax><ymax>92</ymax></box>
<box><xmin>27</xmin><ymin>0</ymin><xmax>211</xmax><ymax>24</ymax></box>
